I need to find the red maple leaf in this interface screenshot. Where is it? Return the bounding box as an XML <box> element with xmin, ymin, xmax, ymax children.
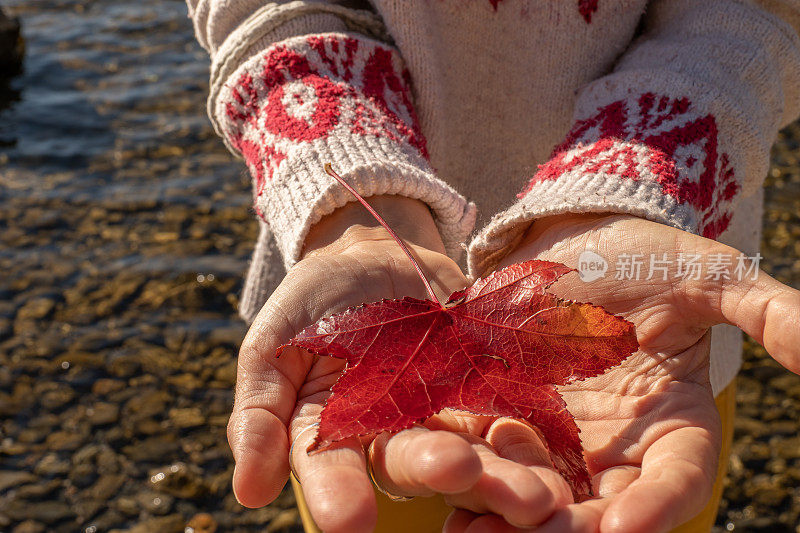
<box><xmin>282</xmin><ymin>260</ymin><xmax>636</xmax><ymax>497</ymax></box>
<box><xmin>278</xmin><ymin>166</ymin><xmax>638</xmax><ymax>498</ymax></box>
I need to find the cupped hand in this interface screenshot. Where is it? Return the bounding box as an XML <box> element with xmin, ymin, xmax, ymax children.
<box><xmin>228</xmin><ymin>195</ymin><xmax>462</xmax><ymax>529</ymax></box>
<box><xmin>449</xmin><ymin>213</ymin><xmax>800</xmax><ymax>533</ymax></box>
<box><xmin>229</xmin><ymin>196</ymin><xmax>573</xmax><ymax>533</ymax></box>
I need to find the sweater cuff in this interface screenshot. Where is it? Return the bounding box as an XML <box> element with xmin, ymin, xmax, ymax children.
<box><xmin>468</xmin><ymin>92</ymin><xmax>741</xmax><ymax>277</ymax></box>
<box><xmin>258</xmin><ymin>157</ymin><xmax>476</xmax><ymax>267</ymax></box>
<box><xmin>216</xmin><ymin>33</ymin><xmax>476</xmax><ymax>268</ymax></box>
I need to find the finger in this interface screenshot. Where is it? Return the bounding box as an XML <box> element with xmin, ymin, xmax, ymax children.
<box><xmin>693</xmin><ymin>252</ymin><xmax>800</xmax><ymax>373</ymax></box>
<box><xmin>368</xmin><ymin>427</ymin><xmax>482</xmax><ymax>497</ymax></box>
<box><xmin>535</xmin><ymin>466</ymin><xmax>640</xmax><ymax>533</ymax></box>
<box><xmin>228</xmin><ymin>405</ymin><xmax>291</xmax><ymax>508</ymax></box>
<box><xmin>229</xmin><ymin>265</ymin><xmax>345</xmax><ymax>508</ymax></box>
<box><xmin>484</xmin><ymin>418</ymin><xmax>551</xmax><ymax>467</ymax></box>
<box><xmin>593</xmin><ymin>465</ymin><xmax>641</xmax><ymax>498</ymax></box>
<box><xmin>462</xmin><ymin>514</ymin><xmax>530</xmax><ymax>533</ymax></box>
<box><xmin>291</xmin><ymin>403</ymin><xmax>377</xmax><ymax>533</ymax></box>
<box><xmin>229</xmin><ymin>314</ymin><xmax>311</xmax><ymax>507</ymax></box>
<box><xmin>444</xmin><ymin>510</ymin><xmax>530</xmax><ymax>533</ymax></box>
<box><xmin>484</xmin><ymin>418</ymin><xmax>573</xmax><ymax>503</ymax></box>
<box><xmin>445</xmin><ymin>442</ymin><xmax>571</xmax><ymax>528</ymax></box>
<box><xmin>443</xmin><ymin>509</ymin><xmax>480</xmax><ymax>533</ymax></box>
<box><xmin>536</xmin><ymin>498</ymin><xmax>610</xmax><ymax>533</ymax></box>
<box><xmin>600</xmin><ymin>425</ymin><xmax>719</xmax><ymax>533</ymax></box>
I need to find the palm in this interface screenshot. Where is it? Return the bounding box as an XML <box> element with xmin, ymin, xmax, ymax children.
<box><xmin>503</xmin><ymin>214</ymin><xmax>721</xmax><ymax>476</ymax></box>
<box><xmin>284</xmin><ymin>238</ymin><xmax>469</xmax><ymax>465</ymax></box>
<box><xmin>483</xmin><ymin>212</ymin><xmax>800</xmax><ymax>532</ymax></box>
<box><xmin>229</xmin><ymin>236</ymin><xmax>469</xmax><ymax>532</ymax></box>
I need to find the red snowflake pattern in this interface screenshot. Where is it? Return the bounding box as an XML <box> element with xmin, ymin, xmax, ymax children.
<box><xmin>222</xmin><ymin>35</ymin><xmax>428</xmax><ymax>212</ymax></box>
<box><xmin>489</xmin><ymin>0</ymin><xmax>598</xmax><ymax>23</ymax></box>
<box><xmin>520</xmin><ymin>93</ymin><xmax>740</xmax><ymax>239</ymax></box>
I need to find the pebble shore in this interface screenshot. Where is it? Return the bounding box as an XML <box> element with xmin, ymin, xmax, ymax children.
<box><xmin>1</xmin><ymin>1</ymin><xmax>799</xmax><ymax>532</ymax></box>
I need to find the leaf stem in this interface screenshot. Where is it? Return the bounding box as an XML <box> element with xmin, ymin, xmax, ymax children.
<box><xmin>324</xmin><ymin>164</ymin><xmax>443</xmax><ymax>308</ymax></box>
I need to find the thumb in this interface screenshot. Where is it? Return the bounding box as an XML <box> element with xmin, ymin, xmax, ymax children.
<box><xmin>228</xmin><ymin>280</ymin><xmax>315</xmax><ymax>507</ymax></box>
<box><xmin>691</xmin><ymin>253</ymin><xmax>800</xmax><ymax>374</ymax></box>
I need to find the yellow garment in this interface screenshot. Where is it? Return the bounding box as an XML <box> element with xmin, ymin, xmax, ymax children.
<box><xmin>293</xmin><ymin>381</ymin><xmax>736</xmax><ymax>533</ymax></box>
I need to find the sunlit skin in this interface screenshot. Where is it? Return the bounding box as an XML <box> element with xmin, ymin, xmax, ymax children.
<box><xmin>227</xmin><ymin>199</ymin><xmax>800</xmax><ymax>533</ymax></box>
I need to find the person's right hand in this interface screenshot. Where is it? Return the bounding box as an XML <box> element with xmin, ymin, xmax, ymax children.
<box><xmin>227</xmin><ymin>195</ymin><xmax>479</xmax><ymax>531</ymax></box>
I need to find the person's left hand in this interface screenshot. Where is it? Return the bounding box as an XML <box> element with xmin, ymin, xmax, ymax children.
<box><xmin>443</xmin><ymin>213</ymin><xmax>800</xmax><ymax>533</ymax></box>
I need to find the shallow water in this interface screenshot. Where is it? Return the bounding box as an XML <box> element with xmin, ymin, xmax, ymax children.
<box><xmin>1</xmin><ymin>1</ymin><xmax>800</xmax><ymax>531</ymax></box>
<box><xmin>0</xmin><ymin>1</ymin><xmax>292</xmax><ymax>531</ymax></box>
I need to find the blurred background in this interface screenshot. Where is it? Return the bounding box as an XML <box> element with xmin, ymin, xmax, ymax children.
<box><xmin>0</xmin><ymin>1</ymin><xmax>798</xmax><ymax>532</ymax></box>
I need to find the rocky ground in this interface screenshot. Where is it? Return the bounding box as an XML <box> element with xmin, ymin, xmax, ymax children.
<box><xmin>0</xmin><ymin>1</ymin><xmax>799</xmax><ymax>532</ymax></box>
<box><xmin>711</xmin><ymin>124</ymin><xmax>800</xmax><ymax>533</ymax></box>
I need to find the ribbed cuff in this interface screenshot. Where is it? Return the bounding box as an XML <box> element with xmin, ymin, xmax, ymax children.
<box><xmin>215</xmin><ymin>31</ymin><xmax>476</xmax><ymax>268</ymax></box>
<box><xmin>258</xmin><ymin>144</ymin><xmax>476</xmax><ymax>268</ymax></box>
<box><xmin>468</xmin><ymin>90</ymin><xmax>746</xmax><ymax>277</ymax></box>
<box><xmin>467</xmin><ymin>158</ymin><xmax>696</xmax><ymax>277</ymax></box>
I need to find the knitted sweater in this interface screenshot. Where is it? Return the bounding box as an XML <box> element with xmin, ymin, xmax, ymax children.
<box><xmin>188</xmin><ymin>0</ymin><xmax>800</xmax><ymax>395</ymax></box>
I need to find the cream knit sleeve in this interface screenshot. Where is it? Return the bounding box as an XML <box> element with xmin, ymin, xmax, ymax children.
<box><xmin>467</xmin><ymin>0</ymin><xmax>800</xmax><ymax>277</ymax></box>
<box><xmin>187</xmin><ymin>0</ymin><xmax>476</xmax><ymax>269</ymax></box>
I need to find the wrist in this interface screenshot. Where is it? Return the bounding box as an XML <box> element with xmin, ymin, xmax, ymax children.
<box><xmin>302</xmin><ymin>195</ymin><xmax>446</xmax><ymax>259</ymax></box>
<box><xmin>517</xmin><ymin>212</ymin><xmax>634</xmax><ymax>249</ymax></box>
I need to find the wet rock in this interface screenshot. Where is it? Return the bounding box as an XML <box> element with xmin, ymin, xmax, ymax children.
<box><xmin>168</xmin><ymin>407</ymin><xmax>205</xmax><ymax>428</ymax></box>
<box><xmin>16</xmin><ymin>426</ymin><xmax>49</xmax><ymax>444</ymax></box>
<box><xmin>74</xmin><ymin>498</ymin><xmax>104</xmax><ymax>523</ymax></box>
<box><xmin>129</xmin><ymin>513</ymin><xmax>185</xmax><ymax>533</ymax></box>
<box><xmin>186</xmin><ymin>512</ymin><xmax>217</xmax><ymax>533</ymax></box>
<box><xmin>95</xmin><ymin>447</ymin><xmax>122</xmax><ymax>475</ymax></box>
<box><xmin>34</xmin><ymin>454</ymin><xmax>71</xmax><ymax>476</ymax></box>
<box><xmin>123</xmin><ymin>389</ymin><xmax>170</xmax><ymax>419</ymax></box>
<box><xmin>266</xmin><ymin>509</ymin><xmax>300</xmax><ymax>532</ymax></box>
<box><xmin>727</xmin><ymin>516</ymin><xmax>786</xmax><ymax>531</ymax></box>
<box><xmin>0</xmin><ymin>317</ymin><xmax>11</xmax><ymax>341</ymax></box>
<box><xmin>131</xmin><ymin>417</ymin><xmax>163</xmax><ymax>436</ymax></box>
<box><xmin>733</xmin><ymin>416</ymin><xmax>768</xmax><ymax>438</ymax></box>
<box><xmin>213</xmin><ymin>361</ymin><xmax>236</xmax><ymax>386</ymax></box>
<box><xmin>135</xmin><ymin>490</ymin><xmax>174</xmax><ymax>515</ymax></box>
<box><xmin>69</xmin><ymin>462</ymin><xmax>98</xmax><ymax>488</ymax></box>
<box><xmin>4</xmin><ymin>500</ymin><xmax>75</xmax><ymax>524</ymax></box>
<box><xmin>87</xmin><ymin>509</ymin><xmax>126</xmax><ymax>531</ymax></box>
<box><xmin>149</xmin><ymin>462</ymin><xmax>208</xmax><ymax>498</ymax></box>
<box><xmin>208</xmin><ymin>414</ymin><xmax>229</xmax><ymax>427</ymax></box>
<box><xmin>128</xmin><ymin>344</ymin><xmax>181</xmax><ymax>377</ymax></box>
<box><xmin>113</xmin><ymin>495</ymin><xmax>139</xmax><ymax>517</ymax></box>
<box><xmin>86</xmin><ymin>402</ymin><xmax>120</xmax><ymax>426</ymax></box>
<box><xmin>15</xmin><ymin>297</ymin><xmax>55</xmax><ymax>321</ymax></box>
<box><xmin>766</xmin><ymin>420</ymin><xmax>797</xmax><ymax>436</ymax></box>
<box><xmin>91</xmin><ymin>378</ymin><xmax>125</xmax><ymax>396</ymax></box>
<box><xmin>765</xmin><ymin>457</ymin><xmax>787</xmax><ymax>475</ymax></box>
<box><xmin>235</xmin><ymin>505</ymin><xmax>280</xmax><ymax>525</ymax></box>
<box><xmin>770</xmin><ymin>436</ymin><xmax>800</xmax><ymax>459</ymax></box>
<box><xmin>15</xmin><ymin>479</ymin><xmax>61</xmax><ymax>500</ymax></box>
<box><xmin>785</xmin><ymin>465</ymin><xmax>800</xmax><ymax>482</ymax></box>
<box><xmin>11</xmin><ymin>520</ymin><xmax>46</xmax><ymax>533</ymax></box>
<box><xmin>85</xmin><ymin>473</ymin><xmax>126</xmax><ymax>500</ymax></box>
<box><xmin>208</xmin><ymin>323</ymin><xmax>246</xmax><ymax>347</ymax></box>
<box><xmin>123</xmin><ymin>435</ymin><xmax>180</xmax><ymax>462</ymax></box>
<box><xmin>27</xmin><ymin>413</ymin><xmax>60</xmax><ymax>431</ymax></box>
<box><xmin>752</xmin><ymin>485</ymin><xmax>789</xmax><ymax>508</ymax></box>
<box><xmin>107</xmin><ymin>354</ymin><xmax>142</xmax><ymax>378</ymax></box>
<box><xmin>39</xmin><ymin>383</ymin><xmax>76</xmax><ymax>410</ymax></box>
<box><xmin>92</xmin><ymin>276</ymin><xmax>145</xmax><ymax>318</ymax></box>
<box><xmin>166</xmin><ymin>372</ymin><xmax>204</xmax><ymax>392</ymax></box>
<box><xmin>45</xmin><ymin>430</ymin><xmax>86</xmax><ymax>451</ymax></box>
<box><xmin>0</xmin><ymin>470</ymin><xmax>37</xmax><ymax>491</ymax></box>
<box><xmin>207</xmin><ymin>465</ymin><xmax>233</xmax><ymax>495</ymax></box>
<box><xmin>72</xmin><ymin>444</ymin><xmax>100</xmax><ymax>465</ymax></box>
